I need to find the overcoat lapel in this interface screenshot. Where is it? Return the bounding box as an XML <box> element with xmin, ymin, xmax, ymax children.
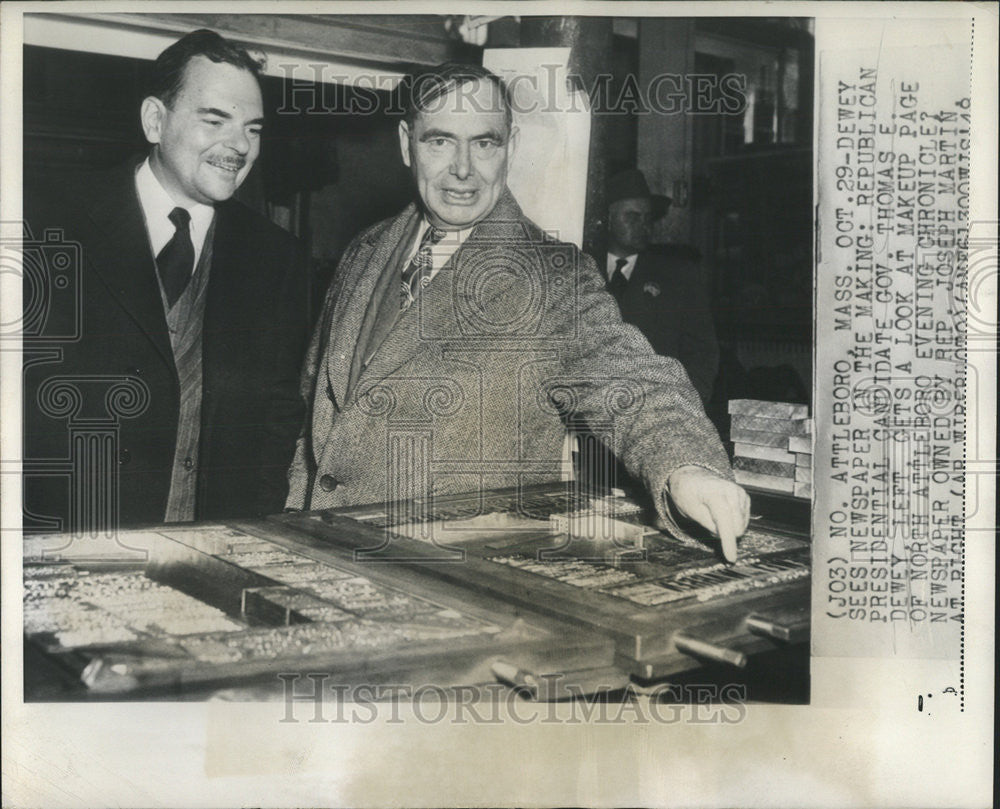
<box><xmin>630</xmin><ymin>253</ymin><xmax>652</xmax><ymax>289</ymax></box>
<box><xmin>327</xmin><ymin>204</ymin><xmax>419</xmax><ymax>409</ymax></box>
<box><xmin>354</xmin><ymin>190</ymin><xmax>529</xmax><ymax>397</ymax></box>
<box><xmin>345</xmin><ymin>208</ymin><xmax>423</xmax><ymax>402</ymax></box>
<box><xmin>202</xmin><ymin>202</ymin><xmax>258</xmax><ymax>396</ymax></box>
<box><xmin>353</xmin><ymin>261</ymin><xmax>456</xmax><ymax>398</ymax></box>
<box><xmin>84</xmin><ymin>161</ymin><xmax>176</xmax><ymax>380</ymax></box>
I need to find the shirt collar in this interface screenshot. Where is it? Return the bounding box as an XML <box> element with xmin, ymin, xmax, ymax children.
<box><xmin>414</xmin><ymin>218</ymin><xmax>474</xmax><ymax>250</ymax></box>
<box><xmin>607</xmin><ymin>252</ymin><xmax>639</xmax><ymax>282</ymax></box>
<box><xmin>135</xmin><ymin>158</ymin><xmax>215</xmax><ymax>256</ymax></box>
<box><xmin>406</xmin><ymin>218</ymin><xmax>474</xmax><ymax>272</ymax></box>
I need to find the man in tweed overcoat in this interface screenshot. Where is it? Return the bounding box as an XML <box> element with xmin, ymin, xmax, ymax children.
<box><xmin>287</xmin><ymin>63</ymin><xmax>749</xmax><ymax>561</ymax></box>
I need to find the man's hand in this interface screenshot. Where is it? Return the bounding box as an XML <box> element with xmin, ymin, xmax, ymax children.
<box><xmin>666</xmin><ymin>465</ymin><xmax>750</xmax><ymax>563</ymax></box>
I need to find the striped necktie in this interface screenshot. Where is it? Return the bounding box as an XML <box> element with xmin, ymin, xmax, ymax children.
<box><xmin>401</xmin><ymin>226</ymin><xmax>446</xmax><ymax>311</ymax></box>
<box><xmin>157</xmin><ymin>207</ymin><xmax>195</xmax><ymax>309</ymax></box>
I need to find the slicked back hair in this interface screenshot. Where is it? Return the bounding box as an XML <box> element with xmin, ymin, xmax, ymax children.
<box><xmin>147</xmin><ymin>29</ymin><xmax>263</xmax><ymax>108</ymax></box>
<box><xmin>400</xmin><ymin>62</ymin><xmax>513</xmax><ymax>134</ymax></box>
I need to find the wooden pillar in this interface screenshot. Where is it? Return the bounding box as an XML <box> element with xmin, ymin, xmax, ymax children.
<box><xmin>521</xmin><ymin>16</ymin><xmax>613</xmax><ymax>256</ymax></box>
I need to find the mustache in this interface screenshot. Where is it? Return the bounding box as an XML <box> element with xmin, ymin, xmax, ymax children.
<box><xmin>208</xmin><ymin>157</ymin><xmax>247</xmax><ymax>170</ymax></box>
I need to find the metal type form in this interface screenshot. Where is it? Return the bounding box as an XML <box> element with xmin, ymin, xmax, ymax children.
<box><xmin>274</xmin><ymin>482</ymin><xmax>811</xmax><ymax>683</ymax></box>
<box><xmin>22</xmin><ymin>521</ymin><xmax>604</xmax><ymax>699</ymax></box>
<box><xmin>23</xmin><ymin>484</ymin><xmax>809</xmax><ymax>699</ymax></box>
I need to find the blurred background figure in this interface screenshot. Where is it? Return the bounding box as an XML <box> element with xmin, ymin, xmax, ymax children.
<box><xmin>599</xmin><ymin>168</ymin><xmax>719</xmax><ymax>407</ymax></box>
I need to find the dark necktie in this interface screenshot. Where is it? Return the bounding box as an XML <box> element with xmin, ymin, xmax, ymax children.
<box><xmin>400</xmin><ymin>226</ymin><xmax>446</xmax><ymax>311</ymax></box>
<box><xmin>607</xmin><ymin>256</ymin><xmax>629</xmax><ymax>294</ymax></box>
<box><xmin>157</xmin><ymin>207</ymin><xmax>195</xmax><ymax>309</ymax></box>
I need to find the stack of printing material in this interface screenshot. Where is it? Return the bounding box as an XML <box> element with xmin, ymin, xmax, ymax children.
<box><xmin>729</xmin><ymin>399</ymin><xmax>812</xmax><ymax>498</ymax></box>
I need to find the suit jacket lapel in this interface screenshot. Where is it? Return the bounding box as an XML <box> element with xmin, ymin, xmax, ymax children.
<box><xmin>85</xmin><ymin>160</ymin><xmax>176</xmax><ymax>379</ymax></box>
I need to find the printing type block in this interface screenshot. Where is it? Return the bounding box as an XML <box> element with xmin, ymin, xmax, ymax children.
<box><xmin>728</xmin><ymin>399</ymin><xmax>809</xmax><ymax>420</ymax></box>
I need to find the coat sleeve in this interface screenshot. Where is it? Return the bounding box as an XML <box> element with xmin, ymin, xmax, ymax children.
<box><xmin>544</xmin><ymin>247</ymin><xmax>733</xmax><ymax>537</ymax></box>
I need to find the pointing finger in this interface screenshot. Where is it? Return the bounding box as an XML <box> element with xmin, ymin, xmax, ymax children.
<box><xmin>705</xmin><ymin>493</ymin><xmax>743</xmax><ymax>563</ymax></box>
<box><xmin>682</xmin><ymin>497</ymin><xmax>737</xmax><ymax>563</ymax></box>
<box><xmin>713</xmin><ymin>509</ymin><xmax>739</xmax><ymax>563</ymax></box>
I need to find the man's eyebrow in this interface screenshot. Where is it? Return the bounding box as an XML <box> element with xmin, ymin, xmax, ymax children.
<box><xmin>418</xmin><ymin>128</ymin><xmax>456</xmax><ymax>140</ymax></box>
<box><xmin>418</xmin><ymin>127</ymin><xmax>505</xmax><ymax>142</ymax></box>
<box><xmin>474</xmin><ymin>128</ymin><xmax>505</xmax><ymax>141</ymax></box>
<box><xmin>197</xmin><ymin>107</ymin><xmax>265</xmax><ymax>127</ymax></box>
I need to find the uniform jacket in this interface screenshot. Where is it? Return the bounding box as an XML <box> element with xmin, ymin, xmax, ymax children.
<box><xmin>23</xmin><ymin>161</ymin><xmax>309</xmax><ymax>529</ymax></box>
<box><xmin>604</xmin><ymin>246</ymin><xmax>719</xmax><ymax>405</ymax></box>
<box><xmin>287</xmin><ymin>190</ymin><xmax>731</xmax><ymax>533</ymax></box>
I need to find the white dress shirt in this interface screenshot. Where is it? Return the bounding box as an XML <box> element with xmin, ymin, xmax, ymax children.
<box><xmin>135</xmin><ymin>158</ymin><xmax>215</xmax><ymax>272</ymax></box>
<box><xmin>404</xmin><ymin>219</ymin><xmax>474</xmax><ymax>281</ymax></box>
<box><xmin>606</xmin><ymin>252</ymin><xmax>639</xmax><ymax>282</ymax></box>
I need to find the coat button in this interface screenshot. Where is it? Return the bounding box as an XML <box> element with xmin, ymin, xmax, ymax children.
<box><xmin>119</xmin><ymin>448</ymin><xmax>131</xmax><ymax>465</ymax></box>
<box><xmin>319</xmin><ymin>474</ymin><xmax>339</xmax><ymax>492</ymax></box>
<box><xmin>183</xmin><ymin>456</ymin><xmax>195</xmax><ymax>471</ymax></box>
<box><xmin>125</xmin><ymin>367</ymin><xmax>143</xmax><ymax>377</ymax></box>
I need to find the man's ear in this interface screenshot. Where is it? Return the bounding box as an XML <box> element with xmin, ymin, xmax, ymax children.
<box><xmin>398</xmin><ymin>120</ymin><xmax>412</xmax><ymax>168</ymax></box>
<box><xmin>140</xmin><ymin>96</ymin><xmax>166</xmax><ymax>145</ymax></box>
